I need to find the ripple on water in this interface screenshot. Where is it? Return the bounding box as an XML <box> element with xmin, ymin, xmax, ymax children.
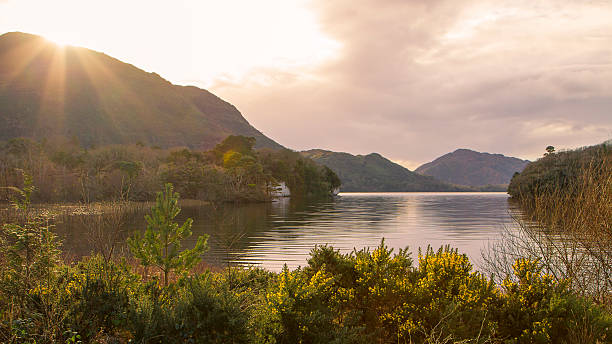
<box><xmin>53</xmin><ymin>192</ymin><xmax>516</xmax><ymax>271</ymax></box>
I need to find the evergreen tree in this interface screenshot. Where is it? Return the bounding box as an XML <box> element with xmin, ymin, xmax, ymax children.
<box><xmin>128</xmin><ymin>183</ymin><xmax>208</xmax><ymax>286</ymax></box>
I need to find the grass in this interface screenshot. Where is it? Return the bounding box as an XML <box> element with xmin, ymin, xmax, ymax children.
<box><xmin>486</xmin><ymin>148</ymin><xmax>612</xmax><ymax>305</ymax></box>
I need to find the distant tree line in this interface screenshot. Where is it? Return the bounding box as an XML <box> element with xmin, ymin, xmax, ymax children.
<box><xmin>0</xmin><ymin>135</ymin><xmax>340</xmax><ymax>203</ymax></box>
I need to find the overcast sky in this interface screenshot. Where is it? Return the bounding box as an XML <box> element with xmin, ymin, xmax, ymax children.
<box><xmin>1</xmin><ymin>0</ymin><xmax>611</xmax><ymax>168</ymax></box>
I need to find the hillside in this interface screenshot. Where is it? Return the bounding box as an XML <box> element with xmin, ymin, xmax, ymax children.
<box><xmin>507</xmin><ymin>142</ymin><xmax>611</xmax><ymax>199</ymax></box>
<box><xmin>301</xmin><ymin>149</ymin><xmax>465</xmax><ymax>192</ymax></box>
<box><xmin>0</xmin><ymin>32</ymin><xmax>282</xmax><ymax>149</ymax></box>
<box><xmin>415</xmin><ymin>149</ymin><xmax>529</xmax><ymax>187</ymax></box>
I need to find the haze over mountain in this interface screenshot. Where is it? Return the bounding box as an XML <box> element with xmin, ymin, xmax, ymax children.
<box><xmin>301</xmin><ymin>149</ymin><xmax>466</xmax><ymax>192</ymax></box>
<box><xmin>415</xmin><ymin>149</ymin><xmax>529</xmax><ymax>187</ymax></box>
<box><xmin>0</xmin><ymin>32</ymin><xmax>281</xmax><ymax>149</ymax></box>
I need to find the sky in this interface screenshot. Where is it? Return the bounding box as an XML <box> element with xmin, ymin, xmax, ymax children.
<box><xmin>1</xmin><ymin>0</ymin><xmax>611</xmax><ymax>169</ymax></box>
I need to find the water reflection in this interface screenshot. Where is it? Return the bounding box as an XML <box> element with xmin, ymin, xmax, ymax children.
<box><xmin>54</xmin><ymin>192</ymin><xmax>515</xmax><ymax>271</ymax></box>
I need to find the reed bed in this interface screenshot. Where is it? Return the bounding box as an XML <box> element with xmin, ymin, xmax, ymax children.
<box><xmin>485</xmin><ymin>150</ymin><xmax>612</xmax><ymax>305</ymax></box>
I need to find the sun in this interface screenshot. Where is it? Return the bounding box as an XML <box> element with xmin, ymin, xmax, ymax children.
<box><xmin>0</xmin><ymin>0</ymin><xmax>341</xmax><ymax>87</ymax></box>
<box><xmin>43</xmin><ymin>32</ymin><xmax>74</xmax><ymax>47</ymax></box>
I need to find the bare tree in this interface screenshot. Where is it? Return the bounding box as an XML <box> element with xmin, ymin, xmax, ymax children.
<box><xmin>81</xmin><ymin>201</ymin><xmax>130</xmax><ymax>278</ymax></box>
<box><xmin>484</xmin><ymin>155</ymin><xmax>612</xmax><ymax>304</ymax></box>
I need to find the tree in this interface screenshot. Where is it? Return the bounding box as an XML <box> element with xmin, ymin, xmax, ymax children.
<box><xmin>324</xmin><ymin>166</ymin><xmax>341</xmax><ymax>192</ymax></box>
<box><xmin>128</xmin><ymin>183</ymin><xmax>208</xmax><ymax>286</ymax></box>
<box><xmin>114</xmin><ymin>160</ymin><xmax>142</xmax><ymax>200</ymax></box>
<box><xmin>544</xmin><ymin>145</ymin><xmax>555</xmax><ymax>156</ymax></box>
<box><xmin>212</xmin><ymin>135</ymin><xmax>256</xmax><ymax>163</ymax></box>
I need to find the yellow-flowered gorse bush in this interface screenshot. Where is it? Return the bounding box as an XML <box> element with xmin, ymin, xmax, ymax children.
<box><xmin>61</xmin><ymin>255</ymin><xmax>139</xmax><ymax>341</ymax></box>
<box><xmin>490</xmin><ymin>258</ymin><xmax>612</xmax><ymax>343</ymax></box>
<box><xmin>263</xmin><ymin>242</ymin><xmax>611</xmax><ymax>344</ymax></box>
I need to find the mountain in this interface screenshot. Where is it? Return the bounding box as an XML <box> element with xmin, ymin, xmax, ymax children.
<box><xmin>415</xmin><ymin>149</ymin><xmax>529</xmax><ymax>187</ymax></box>
<box><xmin>0</xmin><ymin>32</ymin><xmax>282</xmax><ymax>149</ymax></box>
<box><xmin>301</xmin><ymin>149</ymin><xmax>466</xmax><ymax>192</ymax></box>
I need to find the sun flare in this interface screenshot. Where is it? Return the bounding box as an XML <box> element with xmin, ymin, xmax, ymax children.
<box><xmin>43</xmin><ymin>33</ymin><xmax>72</xmax><ymax>47</ymax></box>
<box><xmin>0</xmin><ymin>0</ymin><xmax>340</xmax><ymax>87</ymax></box>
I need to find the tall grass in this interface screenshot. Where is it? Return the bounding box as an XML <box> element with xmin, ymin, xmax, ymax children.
<box><xmin>486</xmin><ymin>150</ymin><xmax>612</xmax><ymax>304</ymax></box>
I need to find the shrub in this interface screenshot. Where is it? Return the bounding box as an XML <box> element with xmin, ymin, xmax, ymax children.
<box><xmin>128</xmin><ymin>274</ymin><xmax>250</xmax><ymax>343</ymax></box>
<box><xmin>261</xmin><ymin>243</ymin><xmax>611</xmax><ymax>343</ymax></box>
<box><xmin>0</xmin><ymin>173</ymin><xmax>65</xmax><ymax>343</ymax></box>
<box><xmin>264</xmin><ymin>243</ymin><xmax>500</xmax><ymax>343</ymax></box>
<box><xmin>493</xmin><ymin>258</ymin><xmax>612</xmax><ymax>343</ymax></box>
<box><xmin>63</xmin><ymin>255</ymin><xmax>137</xmax><ymax>341</ymax></box>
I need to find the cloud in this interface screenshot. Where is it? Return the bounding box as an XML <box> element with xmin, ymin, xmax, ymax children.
<box><xmin>210</xmin><ymin>0</ymin><xmax>612</xmax><ymax>166</ymax></box>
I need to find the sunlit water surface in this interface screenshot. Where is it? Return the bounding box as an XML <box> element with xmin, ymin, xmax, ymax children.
<box><xmin>53</xmin><ymin>192</ymin><xmax>517</xmax><ymax>271</ymax></box>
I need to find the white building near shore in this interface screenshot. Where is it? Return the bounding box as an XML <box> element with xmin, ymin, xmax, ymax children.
<box><xmin>270</xmin><ymin>181</ymin><xmax>291</xmax><ymax>197</ymax></box>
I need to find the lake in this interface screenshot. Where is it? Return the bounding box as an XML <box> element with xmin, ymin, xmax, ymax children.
<box><xmin>54</xmin><ymin>192</ymin><xmax>517</xmax><ymax>271</ymax></box>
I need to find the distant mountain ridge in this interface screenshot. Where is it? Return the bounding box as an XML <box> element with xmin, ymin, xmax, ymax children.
<box><xmin>301</xmin><ymin>149</ymin><xmax>466</xmax><ymax>192</ymax></box>
<box><xmin>0</xmin><ymin>32</ymin><xmax>282</xmax><ymax>149</ymax></box>
<box><xmin>415</xmin><ymin>149</ymin><xmax>529</xmax><ymax>187</ymax></box>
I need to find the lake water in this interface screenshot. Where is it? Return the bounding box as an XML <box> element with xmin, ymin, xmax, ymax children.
<box><xmin>54</xmin><ymin>192</ymin><xmax>517</xmax><ymax>271</ymax></box>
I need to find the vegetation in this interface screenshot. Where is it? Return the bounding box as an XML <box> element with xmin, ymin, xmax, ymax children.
<box><xmin>1</xmin><ymin>182</ymin><xmax>610</xmax><ymax>343</ymax></box>
<box><xmin>508</xmin><ymin>142</ymin><xmax>611</xmax><ymax>200</ymax></box>
<box><xmin>262</xmin><ymin>245</ymin><xmax>610</xmax><ymax>343</ymax></box>
<box><xmin>128</xmin><ymin>184</ymin><xmax>208</xmax><ymax>286</ymax></box>
<box><xmin>0</xmin><ymin>135</ymin><xmax>340</xmax><ymax>203</ymax></box>
<box><xmin>493</xmin><ymin>142</ymin><xmax>612</xmax><ymax>303</ymax></box>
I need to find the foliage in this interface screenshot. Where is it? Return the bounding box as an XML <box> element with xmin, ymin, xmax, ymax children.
<box><xmin>494</xmin><ymin>258</ymin><xmax>612</xmax><ymax>343</ymax></box>
<box><xmin>501</xmin><ymin>142</ymin><xmax>612</xmax><ymax>302</ymax></box>
<box><xmin>259</xmin><ymin>148</ymin><xmax>341</xmax><ymax>198</ymax></box>
<box><xmin>508</xmin><ymin>142</ymin><xmax>610</xmax><ymax>199</ymax></box>
<box><xmin>263</xmin><ymin>243</ymin><xmax>500</xmax><ymax>343</ymax></box>
<box><xmin>63</xmin><ymin>255</ymin><xmax>137</xmax><ymax>342</ymax></box>
<box><xmin>127</xmin><ymin>274</ymin><xmax>251</xmax><ymax>344</ymax></box>
<box><xmin>213</xmin><ymin>135</ymin><xmax>257</xmax><ymax>161</ymax></box>
<box><xmin>0</xmin><ymin>136</ymin><xmax>340</xmax><ymax>203</ymax></box>
<box><xmin>128</xmin><ymin>183</ymin><xmax>208</xmax><ymax>286</ymax></box>
<box><xmin>0</xmin><ymin>172</ymin><xmax>65</xmax><ymax>343</ymax></box>
<box><xmin>262</xmin><ymin>242</ymin><xmax>611</xmax><ymax>343</ymax></box>
<box><xmin>1</xmin><ymin>235</ymin><xmax>610</xmax><ymax>343</ymax></box>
